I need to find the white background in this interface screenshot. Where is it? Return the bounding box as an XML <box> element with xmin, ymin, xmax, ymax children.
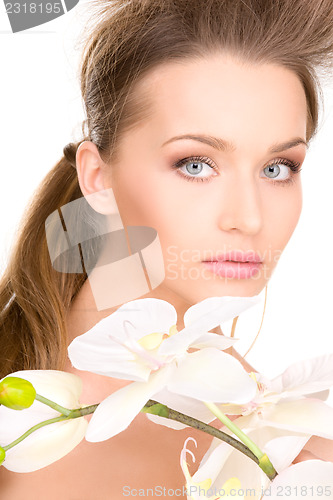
<box><xmin>0</xmin><ymin>2</ymin><xmax>333</xmax><ymax>403</ymax></box>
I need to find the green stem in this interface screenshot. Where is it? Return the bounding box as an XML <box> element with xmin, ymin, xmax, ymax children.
<box><xmin>1</xmin><ymin>396</ymin><xmax>277</xmax><ymax>481</ymax></box>
<box><xmin>35</xmin><ymin>394</ymin><xmax>72</xmax><ymax>416</ymax></box>
<box><xmin>68</xmin><ymin>404</ymin><xmax>99</xmax><ymax>418</ymax></box>
<box><xmin>204</xmin><ymin>401</ymin><xmax>277</xmax><ymax>480</ymax></box>
<box><xmin>204</xmin><ymin>401</ymin><xmax>264</xmax><ymax>459</ymax></box>
<box><xmin>143</xmin><ymin>400</ymin><xmax>259</xmax><ymax>466</ymax></box>
<box><xmin>2</xmin><ymin>404</ymin><xmax>100</xmax><ymax>453</ymax></box>
<box><xmin>35</xmin><ymin>393</ymin><xmax>99</xmax><ymax>419</ymax></box>
<box><xmin>3</xmin><ymin>415</ymin><xmax>70</xmax><ymax>452</ymax></box>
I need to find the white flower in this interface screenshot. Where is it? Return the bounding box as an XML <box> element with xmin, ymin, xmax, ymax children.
<box><xmin>68</xmin><ymin>295</ymin><xmax>261</xmax><ymax>442</ymax></box>
<box><xmin>0</xmin><ymin>370</ymin><xmax>88</xmax><ymax>473</ymax></box>
<box><xmin>217</xmin><ymin>353</ymin><xmax>333</xmax><ymax>440</ymax></box>
<box><xmin>181</xmin><ymin>437</ymin><xmax>244</xmax><ymax>499</ymax></box>
<box><xmin>180</xmin><ymin>427</ymin><xmax>333</xmax><ymax>500</ymax></box>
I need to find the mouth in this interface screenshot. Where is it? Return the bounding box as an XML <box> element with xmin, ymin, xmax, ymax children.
<box><xmin>202</xmin><ymin>251</ymin><xmax>263</xmax><ymax>264</ymax></box>
<box><xmin>201</xmin><ymin>251</ymin><xmax>263</xmax><ymax>279</ymax></box>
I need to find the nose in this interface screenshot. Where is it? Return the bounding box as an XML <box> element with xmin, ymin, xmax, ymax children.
<box><xmin>217</xmin><ymin>174</ymin><xmax>263</xmax><ymax>235</ymax></box>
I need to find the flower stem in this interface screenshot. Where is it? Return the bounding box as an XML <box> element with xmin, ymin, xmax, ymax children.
<box><xmin>2</xmin><ymin>395</ymin><xmax>277</xmax><ymax>482</ymax></box>
<box><xmin>3</xmin><ymin>415</ymin><xmax>70</xmax><ymax>452</ymax></box>
<box><xmin>203</xmin><ymin>401</ymin><xmax>277</xmax><ymax>480</ymax></box>
<box><xmin>35</xmin><ymin>394</ymin><xmax>72</xmax><ymax>416</ymax></box>
<box><xmin>143</xmin><ymin>400</ymin><xmax>259</xmax><ymax>465</ymax></box>
<box><xmin>1</xmin><ymin>404</ymin><xmax>99</xmax><ymax>453</ymax></box>
<box><xmin>204</xmin><ymin>402</ymin><xmax>263</xmax><ymax>458</ymax></box>
<box><xmin>68</xmin><ymin>404</ymin><xmax>99</xmax><ymax>418</ymax></box>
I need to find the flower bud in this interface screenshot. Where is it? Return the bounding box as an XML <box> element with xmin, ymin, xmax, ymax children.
<box><xmin>0</xmin><ymin>447</ymin><xmax>5</xmax><ymax>466</ymax></box>
<box><xmin>0</xmin><ymin>377</ymin><xmax>36</xmax><ymax>410</ymax></box>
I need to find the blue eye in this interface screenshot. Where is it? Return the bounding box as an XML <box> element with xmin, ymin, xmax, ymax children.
<box><xmin>171</xmin><ymin>155</ymin><xmax>302</xmax><ymax>185</ymax></box>
<box><xmin>261</xmin><ymin>158</ymin><xmax>302</xmax><ymax>186</ymax></box>
<box><xmin>263</xmin><ymin>164</ymin><xmax>289</xmax><ymax>180</ymax></box>
<box><xmin>185</xmin><ymin>161</ymin><xmax>204</xmax><ymax>175</ymax></box>
<box><xmin>171</xmin><ymin>155</ymin><xmax>218</xmax><ymax>182</ymax></box>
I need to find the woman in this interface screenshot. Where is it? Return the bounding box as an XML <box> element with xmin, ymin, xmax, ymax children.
<box><xmin>1</xmin><ymin>0</ymin><xmax>333</xmax><ymax>497</ymax></box>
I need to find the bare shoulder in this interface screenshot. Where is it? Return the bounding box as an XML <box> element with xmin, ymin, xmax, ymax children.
<box><xmin>301</xmin><ymin>435</ymin><xmax>333</xmax><ymax>462</ymax></box>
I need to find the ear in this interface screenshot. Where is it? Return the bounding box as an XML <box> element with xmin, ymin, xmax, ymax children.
<box><xmin>75</xmin><ymin>141</ymin><xmax>117</xmax><ymax>215</ymax></box>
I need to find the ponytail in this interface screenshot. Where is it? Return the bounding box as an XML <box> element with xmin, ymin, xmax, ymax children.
<box><xmin>0</xmin><ymin>141</ymin><xmax>88</xmax><ymax>378</ymax></box>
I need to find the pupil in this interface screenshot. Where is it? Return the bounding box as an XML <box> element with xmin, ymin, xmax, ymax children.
<box><xmin>186</xmin><ymin>162</ymin><xmax>203</xmax><ymax>175</ymax></box>
<box><xmin>266</xmin><ymin>165</ymin><xmax>280</xmax><ymax>178</ymax></box>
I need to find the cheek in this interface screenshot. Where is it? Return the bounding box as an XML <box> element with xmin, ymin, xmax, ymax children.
<box><xmin>110</xmin><ymin>171</ymin><xmax>180</xmax><ymax>244</ymax></box>
<box><xmin>111</xmin><ymin>170</ymin><xmax>203</xmax><ymax>243</ymax></box>
<box><xmin>264</xmin><ymin>185</ymin><xmax>302</xmax><ymax>252</ymax></box>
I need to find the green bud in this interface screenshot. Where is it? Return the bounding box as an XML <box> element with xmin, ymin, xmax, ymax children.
<box><xmin>0</xmin><ymin>447</ymin><xmax>5</xmax><ymax>466</ymax></box>
<box><xmin>141</xmin><ymin>403</ymin><xmax>169</xmax><ymax>418</ymax></box>
<box><xmin>0</xmin><ymin>376</ymin><xmax>36</xmax><ymax>410</ymax></box>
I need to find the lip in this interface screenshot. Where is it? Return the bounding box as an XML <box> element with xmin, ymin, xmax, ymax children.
<box><xmin>203</xmin><ymin>250</ymin><xmax>263</xmax><ymax>263</ymax></box>
<box><xmin>201</xmin><ymin>251</ymin><xmax>263</xmax><ymax>279</ymax></box>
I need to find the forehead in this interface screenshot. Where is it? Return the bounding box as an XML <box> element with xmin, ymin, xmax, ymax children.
<box><xmin>128</xmin><ymin>54</ymin><xmax>307</xmax><ymax>154</ymax></box>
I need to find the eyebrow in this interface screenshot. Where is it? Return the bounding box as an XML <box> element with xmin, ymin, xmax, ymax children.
<box><xmin>162</xmin><ymin>134</ymin><xmax>308</xmax><ymax>153</ymax></box>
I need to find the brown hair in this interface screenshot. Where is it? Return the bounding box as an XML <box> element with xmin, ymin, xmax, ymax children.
<box><xmin>1</xmin><ymin>0</ymin><xmax>333</xmax><ymax>378</ymax></box>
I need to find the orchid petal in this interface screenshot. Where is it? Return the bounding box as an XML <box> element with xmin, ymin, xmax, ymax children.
<box><xmin>68</xmin><ymin>298</ymin><xmax>177</xmax><ymax>380</ymax></box>
<box><xmin>182</xmin><ymin>438</ymin><xmax>246</xmax><ymax>500</ymax></box>
<box><xmin>260</xmin><ymin>398</ymin><xmax>333</xmax><ymax>439</ymax></box>
<box><xmin>160</xmin><ymin>294</ymin><xmax>262</xmax><ymax>356</ymax></box>
<box><xmin>184</xmin><ymin>295</ymin><xmax>263</xmax><ymax>331</ymax></box>
<box><xmin>0</xmin><ymin>370</ymin><xmax>87</xmax><ymax>473</ymax></box>
<box><xmin>2</xmin><ymin>418</ymin><xmax>88</xmax><ymax>473</ymax></box>
<box><xmin>263</xmin><ymin>434</ymin><xmax>311</xmax><ymax>473</ymax></box>
<box><xmin>85</xmin><ymin>365</ymin><xmax>173</xmax><ymax>442</ymax></box>
<box><xmin>191</xmin><ymin>439</ymin><xmax>234</xmax><ymax>486</ymax></box>
<box><xmin>264</xmin><ymin>460</ymin><xmax>333</xmax><ymax>499</ymax></box>
<box><xmin>168</xmin><ymin>348</ymin><xmax>257</xmax><ymax>403</ymax></box>
<box><xmin>269</xmin><ymin>353</ymin><xmax>333</xmax><ymax>397</ymax></box>
<box><xmin>104</xmin><ymin>298</ymin><xmax>178</xmax><ymax>337</ymax></box>
<box><xmin>203</xmin><ymin>439</ymin><xmax>263</xmax><ymax>499</ymax></box>
<box><xmin>68</xmin><ymin>298</ymin><xmax>177</xmax><ymax>381</ymax></box>
<box><xmin>68</xmin><ymin>331</ymin><xmax>152</xmax><ymax>381</ymax></box>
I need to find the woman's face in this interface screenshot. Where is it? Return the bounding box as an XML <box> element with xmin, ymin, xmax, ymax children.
<box><xmin>101</xmin><ymin>54</ymin><xmax>307</xmax><ymax>309</ymax></box>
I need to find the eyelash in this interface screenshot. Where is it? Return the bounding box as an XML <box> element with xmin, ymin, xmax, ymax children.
<box><xmin>171</xmin><ymin>155</ymin><xmax>302</xmax><ymax>186</ymax></box>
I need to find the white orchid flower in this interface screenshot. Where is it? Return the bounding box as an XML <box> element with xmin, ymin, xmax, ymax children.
<box><xmin>181</xmin><ymin>437</ymin><xmax>244</xmax><ymax>499</ymax></box>
<box><xmin>217</xmin><ymin>353</ymin><xmax>333</xmax><ymax>440</ymax></box>
<box><xmin>180</xmin><ymin>427</ymin><xmax>333</xmax><ymax>500</ymax></box>
<box><xmin>68</xmin><ymin>295</ymin><xmax>261</xmax><ymax>442</ymax></box>
<box><xmin>0</xmin><ymin>370</ymin><xmax>88</xmax><ymax>473</ymax></box>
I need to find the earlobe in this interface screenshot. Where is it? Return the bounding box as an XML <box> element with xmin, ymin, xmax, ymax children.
<box><xmin>75</xmin><ymin>141</ymin><xmax>117</xmax><ymax>215</ymax></box>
